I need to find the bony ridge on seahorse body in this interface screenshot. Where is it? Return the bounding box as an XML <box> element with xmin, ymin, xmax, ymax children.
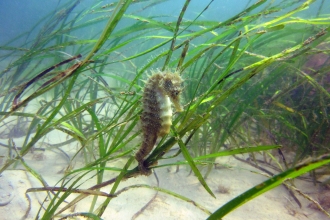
<box><xmin>135</xmin><ymin>70</ymin><xmax>183</xmax><ymax>175</ymax></box>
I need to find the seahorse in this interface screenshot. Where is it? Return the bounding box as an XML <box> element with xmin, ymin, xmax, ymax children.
<box><xmin>135</xmin><ymin>70</ymin><xmax>183</xmax><ymax>175</ymax></box>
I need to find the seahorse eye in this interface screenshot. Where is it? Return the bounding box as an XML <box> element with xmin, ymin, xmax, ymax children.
<box><xmin>173</xmin><ymin>90</ymin><xmax>181</xmax><ymax>97</ymax></box>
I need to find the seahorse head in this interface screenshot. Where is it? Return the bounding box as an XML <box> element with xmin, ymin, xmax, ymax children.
<box><xmin>162</xmin><ymin>71</ymin><xmax>183</xmax><ymax>112</ymax></box>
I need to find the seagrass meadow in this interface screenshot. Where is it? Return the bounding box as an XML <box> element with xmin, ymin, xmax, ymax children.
<box><xmin>0</xmin><ymin>0</ymin><xmax>329</xmax><ymax>219</ymax></box>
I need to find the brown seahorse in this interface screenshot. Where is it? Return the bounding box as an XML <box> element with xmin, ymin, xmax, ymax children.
<box><xmin>135</xmin><ymin>70</ymin><xmax>183</xmax><ymax>175</ymax></box>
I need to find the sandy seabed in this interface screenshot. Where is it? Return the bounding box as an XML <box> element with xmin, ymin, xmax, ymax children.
<box><xmin>0</xmin><ymin>129</ymin><xmax>329</xmax><ymax>220</ymax></box>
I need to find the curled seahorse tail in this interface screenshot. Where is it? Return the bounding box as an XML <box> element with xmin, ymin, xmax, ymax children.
<box><xmin>135</xmin><ymin>132</ymin><xmax>157</xmax><ymax>175</ymax></box>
